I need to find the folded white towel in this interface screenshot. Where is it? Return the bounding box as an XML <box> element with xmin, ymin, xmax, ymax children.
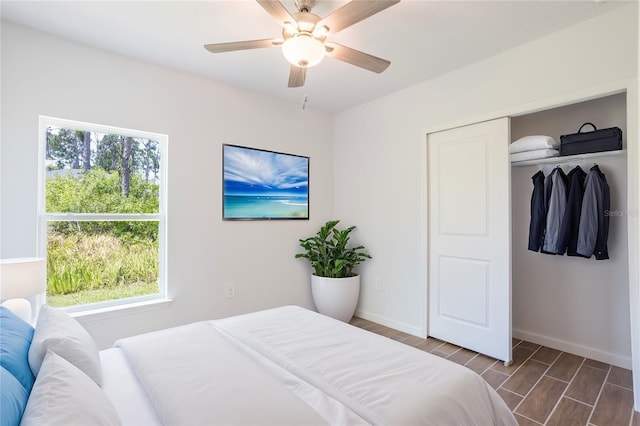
<box><xmin>510</xmin><ymin>149</ymin><xmax>559</xmax><ymax>162</ymax></box>
<box><xmin>509</xmin><ymin>135</ymin><xmax>558</xmax><ymax>153</ymax></box>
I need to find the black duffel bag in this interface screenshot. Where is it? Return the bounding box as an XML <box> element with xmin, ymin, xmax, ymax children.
<box><xmin>559</xmin><ymin>122</ymin><xmax>622</xmax><ymax>156</ymax></box>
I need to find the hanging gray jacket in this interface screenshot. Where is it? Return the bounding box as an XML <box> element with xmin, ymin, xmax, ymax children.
<box><xmin>577</xmin><ymin>165</ymin><xmax>610</xmax><ymax>260</ymax></box>
<box><xmin>542</xmin><ymin>168</ymin><xmax>567</xmax><ymax>254</ymax></box>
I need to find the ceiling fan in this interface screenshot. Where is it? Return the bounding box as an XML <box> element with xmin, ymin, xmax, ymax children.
<box><xmin>204</xmin><ymin>0</ymin><xmax>400</xmax><ymax>88</ymax></box>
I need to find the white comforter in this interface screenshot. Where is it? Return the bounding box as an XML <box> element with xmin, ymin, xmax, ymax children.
<box><xmin>116</xmin><ymin>306</ymin><xmax>517</xmax><ymax>425</ymax></box>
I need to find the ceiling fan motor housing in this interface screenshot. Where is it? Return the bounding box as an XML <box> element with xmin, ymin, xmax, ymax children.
<box><xmin>283</xmin><ymin>12</ymin><xmax>322</xmax><ymax>38</ymax></box>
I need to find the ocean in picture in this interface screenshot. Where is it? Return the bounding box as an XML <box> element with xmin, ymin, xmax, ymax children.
<box><xmin>224</xmin><ymin>194</ymin><xmax>308</xmax><ymax>218</ymax></box>
<box><xmin>223</xmin><ymin>145</ymin><xmax>309</xmax><ymax>219</ymax></box>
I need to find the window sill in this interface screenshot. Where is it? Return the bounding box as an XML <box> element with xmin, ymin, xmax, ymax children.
<box><xmin>69</xmin><ymin>298</ymin><xmax>173</xmax><ymax>323</ymax></box>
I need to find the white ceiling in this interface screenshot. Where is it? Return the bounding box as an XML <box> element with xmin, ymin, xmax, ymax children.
<box><xmin>0</xmin><ymin>0</ymin><xmax>629</xmax><ymax>113</ymax></box>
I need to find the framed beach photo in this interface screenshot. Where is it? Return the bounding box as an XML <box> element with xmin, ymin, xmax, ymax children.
<box><xmin>222</xmin><ymin>144</ymin><xmax>309</xmax><ymax>220</ymax></box>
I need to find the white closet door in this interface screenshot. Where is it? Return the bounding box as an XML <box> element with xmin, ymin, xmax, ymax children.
<box><xmin>427</xmin><ymin>117</ymin><xmax>512</xmax><ymax>363</ymax></box>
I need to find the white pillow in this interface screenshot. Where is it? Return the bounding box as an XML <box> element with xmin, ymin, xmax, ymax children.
<box><xmin>20</xmin><ymin>351</ymin><xmax>121</xmax><ymax>426</ymax></box>
<box><xmin>28</xmin><ymin>305</ymin><xmax>102</xmax><ymax>386</ymax></box>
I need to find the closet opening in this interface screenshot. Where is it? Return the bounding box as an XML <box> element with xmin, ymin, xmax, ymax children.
<box><xmin>510</xmin><ymin>92</ymin><xmax>630</xmax><ymax>369</ymax></box>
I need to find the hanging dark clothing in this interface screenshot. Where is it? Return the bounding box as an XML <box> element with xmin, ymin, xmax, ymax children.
<box><xmin>577</xmin><ymin>165</ymin><xmax>610</xmax><ymax>260</ymax></box>
<box><xmin>556</xmin><ymin>166</ymin><xmax>588</xmax><ymax>257</ymax></box>
<box><xmin>543</xmin><ymin>168</ymin><xmax>568</xmax><ymax>254</ymax></box>
<box><xmin>528</xmin><ymin>171</ymin><xmax>546</xmax><ymax>252</ymax></box>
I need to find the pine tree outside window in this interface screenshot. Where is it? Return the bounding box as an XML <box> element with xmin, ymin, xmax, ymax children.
<box><xmin>38</xmin><ymin>116</ymin><xmax>167</xmax><ymax>311</ymax></box>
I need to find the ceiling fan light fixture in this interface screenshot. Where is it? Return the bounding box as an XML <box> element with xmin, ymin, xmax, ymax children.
<box><xmin>283</xmin><ymin>21</ymin><xmax>298</xmax><ymax>35</ymax></box>
<box><xmin>282</xmin><ymin>34</ymin><xmax>325</xmax><ymax>67</ymax></box>
<box><xmin>297</xmin><ymin>19</ymin><xmax>315</xmax><ymax>33</ymax></box>
<box><xmin>313</xmin><ymin>25</ymin><xmax>329</xmax><ymax>38</ymax></box>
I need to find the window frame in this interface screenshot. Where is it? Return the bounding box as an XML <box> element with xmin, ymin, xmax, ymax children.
<box><xmin>37</xmin><ymin>116</ymin><xmax>168</xmax><ymax>313</ymax></box>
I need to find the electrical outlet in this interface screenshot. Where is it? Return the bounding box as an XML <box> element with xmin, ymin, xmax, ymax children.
<box><xmin>225</xmin><ymin>284</ymin><xmax>236</xmax><ymax>299</ymax></box>
<box><xmin>375</xmin><ymin>279</ymin><xmax>382</xmax><ymax>291</ymax></box>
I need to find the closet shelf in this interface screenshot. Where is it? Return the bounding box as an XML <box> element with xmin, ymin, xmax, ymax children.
<box><xmin>510</xmin><ymin>149</ymin><xmax>626</xmax><ymax>167</ymax></box>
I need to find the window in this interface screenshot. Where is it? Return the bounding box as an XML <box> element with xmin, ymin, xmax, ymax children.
<box><xmin>38</xmin><ymin>116</ymin><xmax>167</xmax><ymax>312</ymax></box>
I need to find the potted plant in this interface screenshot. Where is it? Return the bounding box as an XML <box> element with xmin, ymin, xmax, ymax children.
<box><xmin>295</xmin><ymin>220</ymin><xmax>371</xmax><ymax>322</ymax></box>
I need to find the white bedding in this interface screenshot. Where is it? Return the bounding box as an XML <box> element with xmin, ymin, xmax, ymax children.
<box><xmin>510</xmin><ymin>148</ymin><xmax>559</xmax><ymax>162</ymax></box>
<box><xmin>116</xmin><ymin>321</ymin><xmax>329</xmax><ymax>425</ymax></box>
<box><xmin>99</xmin><ymin>348</ymin><xmax>162</xmax><ymax>426</ymax></box>
<box><xmin>115</xmin><ymin>305</ymin><xmax>517</xmax><ymax>426</ymax></box>
<box><xmin>509</xmin><ymin>135</ymin><xmax>558</xmax><ymax>153</ymax></box>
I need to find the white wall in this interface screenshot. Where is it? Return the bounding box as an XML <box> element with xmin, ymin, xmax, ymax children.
<box><xmin>335</xmin><ymin>3</ymin><xmax>638</xmax><ymax>362</ymax></box>
<box><xmin>0</xmin><ymin>21</ymin><xmax>334</xmax><ymax>348</ymax></box>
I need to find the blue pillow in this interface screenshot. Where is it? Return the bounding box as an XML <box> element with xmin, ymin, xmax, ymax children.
<box><xmin>1</xmin><ymin>366</ymin><xmax>29</xmax><ymax>426</ymax></box>
<box><xmin>0</xmin><ymin>306</ymin><xmax>35</xmax><ymax>392</ymax></box>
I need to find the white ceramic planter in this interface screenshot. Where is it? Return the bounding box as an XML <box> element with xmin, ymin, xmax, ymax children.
<box><xmin>311</xmin><ymin>275</ymin><xmax>360</xmax><ymax>322</ymax></box>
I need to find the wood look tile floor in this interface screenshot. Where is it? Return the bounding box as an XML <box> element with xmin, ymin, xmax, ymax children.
<box><xmin>349</xmin><ymin>317</ymin><xmax>638</xmax><ymax>426</ymax></box>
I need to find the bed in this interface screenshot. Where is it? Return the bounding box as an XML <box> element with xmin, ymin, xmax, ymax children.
<box><xmin>2</xmin><ymin>304</ymin><xmax>517</xmax><ymax>425</ymax></box>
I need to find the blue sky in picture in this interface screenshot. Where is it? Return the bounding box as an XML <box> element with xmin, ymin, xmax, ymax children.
<box><xmin>223</xmin><ymin>145</ymin><xmax>308</xmax><ymax>197</ymax></box>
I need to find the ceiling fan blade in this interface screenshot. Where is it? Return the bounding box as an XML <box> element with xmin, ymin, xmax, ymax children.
<box><xmin>204</xmin><ymin>39</ymin><xmax>282</xmax><ymax>53</ymax></box>
<box><xmin>325</xmin><ymin>43</ymin><xmax>390</xmax><ymax>73</ymax></box>
<box><xmin>318</xmin><ymin>0</ymin><xmax>400</xmax><ymax>34</ymax></box>
<box><xmin>256</xmin><ymin>0</ymin><xmax>296</xmax><ymax>28</ymax></box>
<box><xmin>288</xmin><ymin>65</ymin><xmax>306</xmax><ymax>88</ymax></box>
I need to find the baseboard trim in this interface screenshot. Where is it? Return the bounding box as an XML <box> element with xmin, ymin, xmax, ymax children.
<box><xmin>513</xmin><ymin>327</ymin><xmax>631</xmax><ymax>370</ymax></box>
<box><xmin>354</xmin><ymin>309</ymin><xmax>425</xmax><ymax>338</ymax></box>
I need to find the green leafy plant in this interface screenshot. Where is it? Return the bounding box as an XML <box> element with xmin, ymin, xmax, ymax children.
<box><xmin>46</xmin><ymin>169</ymin><xmax>159</xmax><ymax>240</ymax></box>
<box><xmin>295</xmin><ymin>220</ymin><xmax>371</xmax><ymax>278</ymax></box>
<box><xmin>46</xmin><ymin>231</ymin><xmax>158</xmax><ymax>298</ymax></box>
